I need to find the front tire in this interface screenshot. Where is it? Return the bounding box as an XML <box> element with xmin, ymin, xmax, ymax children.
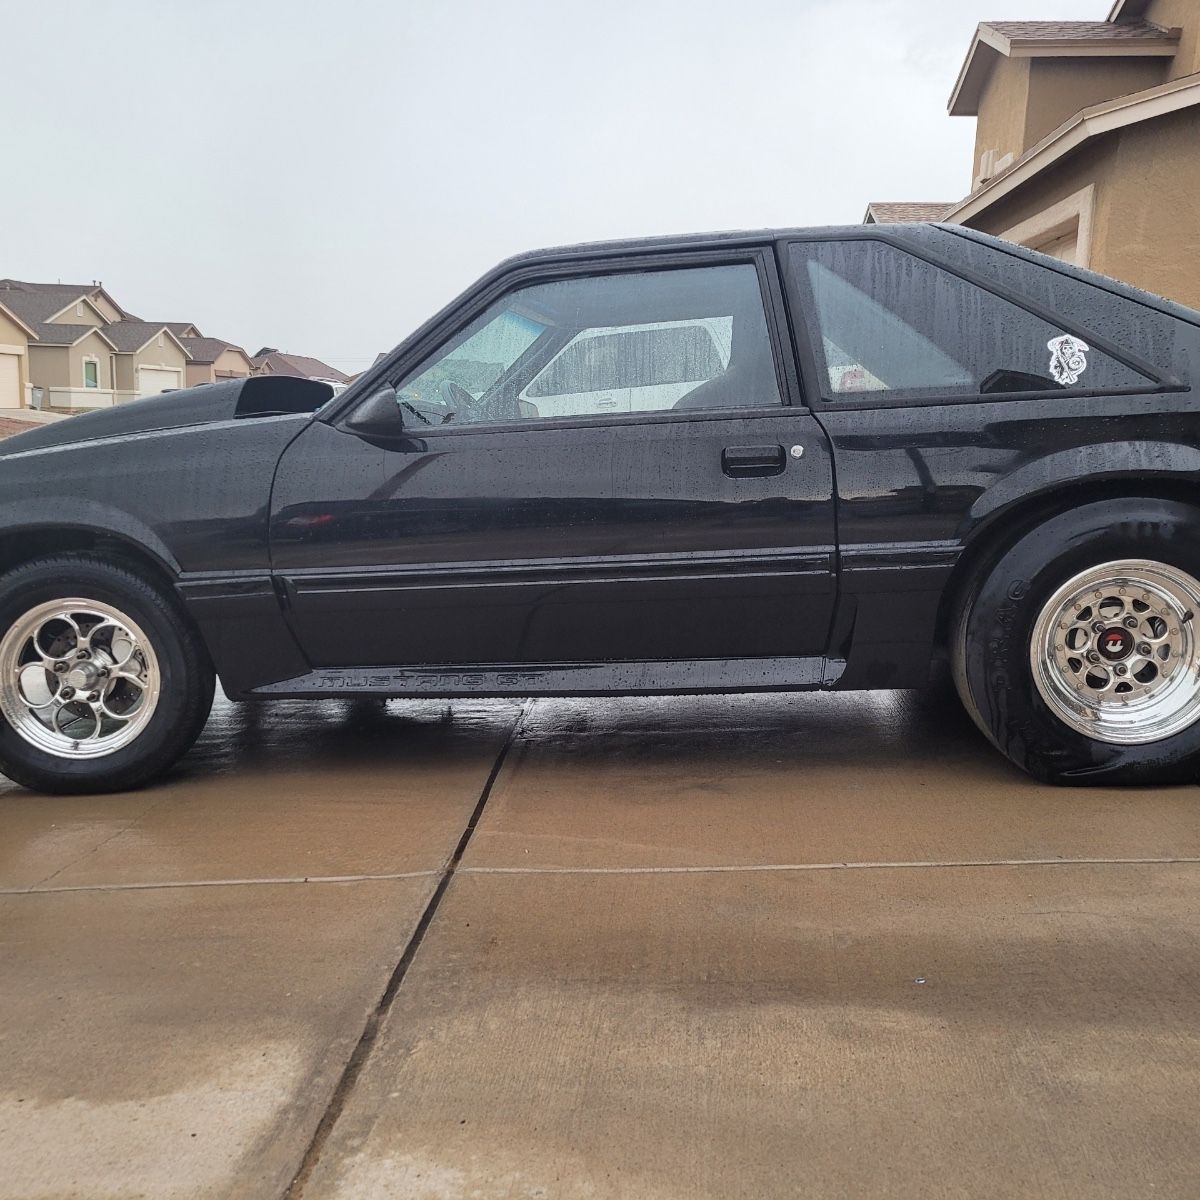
<box><xmin>952</xmin><ymin>498</ymin><xmax>1200</xmax><ymax>785</ymax></box>
<box><xmin>0</xmin><ymin>554</ymin><xmax>214</xmax><ymax>793</ymax></box>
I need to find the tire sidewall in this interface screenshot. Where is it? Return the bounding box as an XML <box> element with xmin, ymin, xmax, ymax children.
<box><xmin>963</xmin><ymin>498</ymin><xmax>1200</xmax><ymax>784</ymax></box>
<box><xmin>0</xmin><ymin>559</ymin><xmax>203</xmax><ymax>790</ymax></box>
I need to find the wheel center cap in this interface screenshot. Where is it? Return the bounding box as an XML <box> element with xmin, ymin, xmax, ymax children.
<box><xmin>65</xmin><ymin>662</ymin><xmax>99</xmax><ymax>690</ymax></box>
<box><xmin>1097</xmin><ymin>626</ymin><xmax>1134</xmax><ymax>662</ymax></box>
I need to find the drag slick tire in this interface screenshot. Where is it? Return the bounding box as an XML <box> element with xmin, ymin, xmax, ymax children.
<box><xmin>952</xmin><ymin>498</ymin><xmax>1200</xmax><ymax>785</ymax></box>
<box><xmin>0</xmin><ymin>554</ymin><xmax>214</xmax><ymax>794</ymax></box>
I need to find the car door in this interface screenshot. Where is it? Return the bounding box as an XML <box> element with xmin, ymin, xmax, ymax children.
<box><xmin>268</xmin><ymin>249</ymin><xmax>837</xmax><ymax>672</ymax></box>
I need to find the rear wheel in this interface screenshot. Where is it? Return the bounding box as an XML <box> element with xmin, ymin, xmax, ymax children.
<box><xmin>952</xmin><ymin>499</ymin><xmax>1200</xmax><ymax>784</ymax></box>
<box><xmin>0</xmin><ymin>555</ymin><xmax>214</xmax><ymax>793</ymax></box>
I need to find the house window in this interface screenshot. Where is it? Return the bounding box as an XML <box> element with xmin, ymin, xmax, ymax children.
<box><xmin>75</xmin><ymin>302</ymin><xmax>84</xmax><ymax>317</ymax></box>
<box><xmin>83</xmin><ymin>360</ymin><xmax>99</xmax><ymax>388</ymax></box>
<box><xmin>157</xmin><ymin>333</ymin><xmax>164</xmax><ymax>348</ymax></box>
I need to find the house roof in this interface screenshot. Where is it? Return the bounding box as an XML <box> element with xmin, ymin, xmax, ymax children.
<box><xmin>27</xmin><ymin>322</ymin><xmax>116</xmax><ymax>349</ymax></box>
<box><xmin>181</xmin><ymin>336</ymin><xmax>248</xmax><ymax>364</ymax></box>
<box><xmin>251</xmin><ymin>350</ymin><xmax>349</xmax><ymax>382</ymax></box>
<box><xmin>947</xmin><ymin>70</ymin><xmax>1200</xmax><ymax>223</ymax></box>
<box><xmin>949</xmin><ymin>19</ymin><xmax>1180</xmax><ymax>115</ymax></box>
<box><xmin>164</xmin><ymin>321</ymin><xmax>202</xmax><ymax>338</ymax></box>
<box><xmin>0</xmin><ymin>280</ymin><xmax>105</xmax><ymax>327</ymax></box>
<box><xmin>863</xmin><ymin>201</ymin><xmax>956</xmax><ymax>224</ymax></box>
<box><xmin>101</xmin><ymin>321</ymin><xmax>187</xmax><ymax>354</ymax></box>
<box><xmin>0</xmin><ymin>299</ymin><xmax>39</xmax><ymax>341</ymax></box>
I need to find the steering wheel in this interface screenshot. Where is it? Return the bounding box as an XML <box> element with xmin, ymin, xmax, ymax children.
<box><xmin>437</xmin><ymin>379</ymin><xmax>478</xmax><ymax>422</ymax></box>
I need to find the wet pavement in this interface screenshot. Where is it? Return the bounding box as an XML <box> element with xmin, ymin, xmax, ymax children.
<box><xmin>2</xmin><ymin>688</ymin><xmax>1199</xmax><ymax>1198</ymax></box>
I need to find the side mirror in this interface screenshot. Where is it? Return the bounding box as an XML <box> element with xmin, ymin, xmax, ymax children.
<box><xmin>340</xmin><ymin>385</ymin><xmax>404</xmax><ymax>437</ymax></box>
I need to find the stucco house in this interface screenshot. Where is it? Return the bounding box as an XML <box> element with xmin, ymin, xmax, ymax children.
<box><xmin>251</xmin><ymin>348</ymin><xmax>349</xmax><ymax>385</ymax></box>
<box><xmin>181</xmin><ymin>337</ymin><xmax>254</xmax><ymax>388</ymax></box>
<box><xmin>866</xmin><ymin>0</ymin><xmax>1200</xmax><ymax>309</ymax></box>
<box><xmin>101</xmin><ymin>321</ymin><xmax>191</xmax><ymax>402</ymax></box>
<box><xmin>0</xmin><ymin>299</ymin><xmax>37</xmax><ymax>410</ymax></box>
<box><xmin>0</xmin><ymin>280</ymin><xmax>131</xmax><ymax>409</ymax></box>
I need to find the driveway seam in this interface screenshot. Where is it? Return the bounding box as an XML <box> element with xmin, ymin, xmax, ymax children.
<box><xmin>282</xmin><ymin>698</ymin><xmax>532</xmax><ymax>1199</ymax></box>
<box><xmin>0</xmin><ymin>870</ymin><xmax>440</xmax><ymax>896</ymax></box>
<box><xmin>461</xmin><ymin>856</ymin><xmax>1200</xmax><ymax>875</ymax></box>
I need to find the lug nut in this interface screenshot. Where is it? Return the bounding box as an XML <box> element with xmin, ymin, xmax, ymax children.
<box><xmin>1137</xmin><ymin>643</ymin><xmax>1152</xmax><ymax>656</ymax></box>
<box><xmin>1114</xmin><ymin>664</ymin><xmax>1128</xmax><ymax>677</ymax></box>
<box><xmin>87</xmin><ymin>691</ymin><xmax>99</xmax><ymax>702</ymax></box>
<box><xmin>53</xmin><ymin>661</ymin><xmax>67</xmax><ymax>673</ymax></box>
<box><xmin>1092</xmin><ymin>622</ymin><xmax>1106</xmax><ymax>634</ymax></box>
<box><xmin>60</xmin><ymin>687</ymin><xmax>74</xmax><ymax>700</ymax></box>
<box><xmin>1123</xmin><ymin>616</ymin><xmax>1138</xmax><ymax>629</ymax></box>
<box><xmin>76</xmin><ymin>649</ymin><xmax>89</xmax><ymax>660</ymax></box>
<box><xmin>1087</xmin><ymin>650</ymin><xmax>1101</xmax><ymax>664</ymax></box>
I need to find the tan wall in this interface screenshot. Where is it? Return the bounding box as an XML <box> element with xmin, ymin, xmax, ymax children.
<box><xmin>28</xmin><ymin>344</ymin><xmax>71</xmax><ymax>391</ymax></box>
<box><xmin>1096</xmin><ymin>106</ymin><xmax>1200</xmax><ymax>308</ymax></box>
<box><xmin>964</xmin><ymin>107</ymin><xmax>1200</xmax><ymax>310</ymax></box>
<box><xmin>184</xmin><ymin>361</ymin><xmax>216</xmax><ymax>388</ymax></box>
<box><xmin>213</xmin><ymin>347</ymin><xmax>251</xmax><ymax>378</ymax></box>
<box><xmin>89</xmin><ymin>293</ymin><xmax>124</xmax><ymax>323</ymax></box>
<box><xmin>48</xmin><ymin>297</ymin><xmax>105</xmax><ymax>328</ymax></box>
<box><xmin>973</xmin><ymin>55</ymin><xmax>1030</xmax><ymax>184</ymax></box>
<box><xmin>1145</xmin><ymin>0</ymin><xmax>1200</xmax><ymax>79</ymax></box>
<box><xmin>0</xmin><ymin>309</ymin><xmax>31</xmax><ymax>405</ymax></box>
<box><xmin>67</xmin><ymin>330</ymin><xmax>114</xmax><ymax>390</ymax></box>
<box><xmin>1023</xmin><ymin>58</ymin><xmax>1166</xmax><ymax>148</ymax></box>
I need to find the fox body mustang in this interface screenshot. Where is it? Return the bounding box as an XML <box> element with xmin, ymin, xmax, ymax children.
<box><xmin>2</xmin><ymin>223</ymin><xmax>1200</xmax><ymax>792</ymax></box>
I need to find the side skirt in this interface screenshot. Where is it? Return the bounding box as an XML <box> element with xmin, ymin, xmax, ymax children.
<box><xmin>244</xmin><ymin>656</ymin><xmax>834</xmax><ymax>699</ymax></box>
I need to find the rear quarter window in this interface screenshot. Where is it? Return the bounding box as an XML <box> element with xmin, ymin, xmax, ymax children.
<box><xmin>790</xmin><ymin>239</ymin><xmax>1153</xmax><ymax>405</ymax></box>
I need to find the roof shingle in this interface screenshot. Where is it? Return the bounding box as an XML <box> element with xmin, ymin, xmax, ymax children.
<box><xmin>181</xmin><ymin>336</ymin><xmax>246</xmax><ymax>364</ymax></box>
<box><xmin>981</xmin><ymin>19</ymin><xmax>1178</xmax><ymax>42</ymax></box>
<box><xmin>865</xmin><ymin>201</ymin><xmax>956</xmax><ymax>224</ymax></box>
<box><xmin>101</xmin><ymin>321</ymin><xmax>173</xmax><ymax>353</ymax></box>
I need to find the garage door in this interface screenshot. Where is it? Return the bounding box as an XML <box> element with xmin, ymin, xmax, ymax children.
<box><xmin>137</xmin><ymin>367</ymin><xmax>181</xmax><ymax>398</ymax></box>
<box><xmin>0</xmin><ymin>353</ymin><xmax>20</xmax><ymax>408</ymax></box>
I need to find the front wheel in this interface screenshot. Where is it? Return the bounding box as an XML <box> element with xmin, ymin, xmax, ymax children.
<box><xmin>952</xmin><ymin>498</ymin><xmax>1200</xmax><ymax>785</ymax></box>
<box><xmin>0</xmin><ymin>554</ymin><xmax>214</xmax><ymax>793</ymax></box>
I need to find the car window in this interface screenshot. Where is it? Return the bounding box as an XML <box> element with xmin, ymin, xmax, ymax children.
<box><xmin>392</xmin><ymin>264</ymin><xmax>781</xmax><ymax>426</ymax></box>
<box><xmin>791</xmin><ymin>240</ymin><xmax>1151</xmax><ymax>402</ymax></box>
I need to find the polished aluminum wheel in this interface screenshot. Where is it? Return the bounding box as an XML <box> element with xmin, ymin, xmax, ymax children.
<box><xmin>0</xmin><ymin>598</ymin><xmax>161</xmax><ymax>759</ymax></box>
<box><xmin>1030</xmin><ymin>560</ymin><xmax>1200</xmax><ymax>745</ymax></box>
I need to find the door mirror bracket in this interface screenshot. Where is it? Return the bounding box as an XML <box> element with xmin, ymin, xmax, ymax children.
<box><xmin>340</xmin><ymin>385</ymin><xmax>404</xmax><ymax>437</ymax></box>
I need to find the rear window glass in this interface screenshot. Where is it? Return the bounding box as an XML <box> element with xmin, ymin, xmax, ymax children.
<box><xmin>791</xmin><ymin>240</ymin><xmax>1151</xmax><ymax>402</ymax></box>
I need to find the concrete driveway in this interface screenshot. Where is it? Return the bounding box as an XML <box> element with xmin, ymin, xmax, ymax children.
<box><xmin>2</xmin><ymin>687</ymin><xmax>1199</xmax><ymax>1199</ymax></box>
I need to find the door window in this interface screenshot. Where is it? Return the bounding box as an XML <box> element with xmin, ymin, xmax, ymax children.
<box><xmin>393</xmin><ymin>264</ymin><xmax>781</xmax><ymax>425</ymax></box>
<box><xmin>791</xmin><ymin>240</ymin><xmax>1150</xmax><ymax>402</ymax></box>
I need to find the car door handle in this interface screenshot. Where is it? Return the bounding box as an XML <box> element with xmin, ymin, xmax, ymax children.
<box><xmin>722</xmin><ymin>444</ymin><xmax>786</xmax><ymax>478</ymax></box>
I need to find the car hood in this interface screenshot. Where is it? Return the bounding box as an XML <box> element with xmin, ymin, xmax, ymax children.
<box><xmin>0</xmin><ymin>377</ymin><xmax>334</xmax><ymax>456</ymax></box>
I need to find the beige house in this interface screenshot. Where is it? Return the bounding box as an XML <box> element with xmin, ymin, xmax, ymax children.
<box><xmin>251</xmin><ymin>348</ymin><xmax>349</xmax><ymax>384</ymax></box>
<box><xmin>0</xmin><ymin>299</ymin><xmax>36</xmax><ymax>410</ymax></box>
<box><xmin>181</xmin><ymin>337</ymin><xmax>254</xmax><ymax>388</ymax></box>
<box><xmin>101</xmin><ymin>322</ymin><xmax>190</xmax><ymax>402</ymax></box>
<box><xmin>0</xmin><ymin>280</ymin><xmax>130</xmax><ymax>409</ymax></box>
<box><xmin>866</xmin><ymin>0</ymin><xmax>1200</xmax><ymax>309</ymax></box>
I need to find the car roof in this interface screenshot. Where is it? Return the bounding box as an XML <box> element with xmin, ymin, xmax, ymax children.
<box><xmin>491</xmin><ymin>224</ymin><xmax>884</xmax><ymax>271</ymax></box>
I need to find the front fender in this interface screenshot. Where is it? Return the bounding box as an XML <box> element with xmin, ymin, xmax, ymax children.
<box><xmin>0</xmin><ymin>497</ymin><xmax>180</xmax><ymax>575</ymax></box>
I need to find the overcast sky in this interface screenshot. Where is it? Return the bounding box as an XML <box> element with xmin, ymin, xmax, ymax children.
<box><xmin>3</xmin><ymin>0</ymin><xmax>1104</xmax><ymax>373</ymax></box>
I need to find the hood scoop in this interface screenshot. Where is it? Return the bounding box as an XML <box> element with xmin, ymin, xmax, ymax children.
<box><xmin>0</xmin><ymin>377</ymin><xmax>332</xmax><ymax>456</ymax></box>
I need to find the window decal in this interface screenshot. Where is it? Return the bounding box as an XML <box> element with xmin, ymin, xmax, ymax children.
<box><xmin>1047</xmin><ymin>335</ymin><xmax>1089</xmax><ymax>386</ymax></box>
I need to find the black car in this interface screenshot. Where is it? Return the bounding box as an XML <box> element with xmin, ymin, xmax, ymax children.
<box><xmin>2</xmin><ymin>223</ymin><xmax>1200</xmax><ymax>793</ymax></box>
